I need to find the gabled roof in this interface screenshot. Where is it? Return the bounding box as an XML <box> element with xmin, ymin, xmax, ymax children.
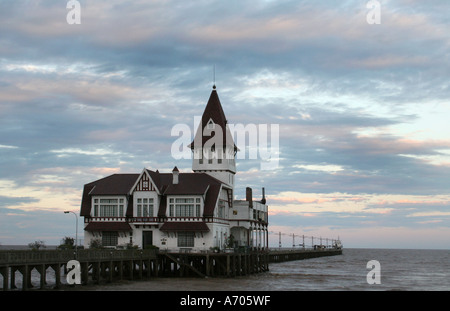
<box><xmin>163</xmin><ymin>173</ymin><xmax>211</xmax><ymax>195</ymax></box>
<box><xmin>189</xmin><ymin>87</ymin><xmax>237</xmax><ymax>151</ymax></box>
<box><xmin>129</xmin><ymin>168</ymin><xmax>161</xmax><ymax>195</ymax></box>
<box><xmin>80</xmin><ymin>174</ymin><xmax>138</xmax><ymax>217</ymax></box>
<box><xmin>88</xmin><ymin>174</ymin><xmax>139</xmax><ymax>195</ymax></box>
<box><xmin>80</xmin><ymin>170</ymin><xmax>226</xmax><ymax>218</ymax></box>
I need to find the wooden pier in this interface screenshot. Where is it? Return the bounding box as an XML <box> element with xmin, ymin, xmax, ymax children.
<box><xmin>268</xmin><ymin>248</ymin><xmax>342</xmax><ymax>263</ymax></box>
<box><xmin>0</xmin><ymin>249</ymin><xmax>158</xmax><ymax>291</ymax></box>
<box><xmin>0</xmin><ymin>248</ymin><xmax>341</xmax><ymax>290</ymax></box>
<box><xmin>158</xmin><ymin>250</ymin><xmax>269</xmax><ymax>278</ymax></box>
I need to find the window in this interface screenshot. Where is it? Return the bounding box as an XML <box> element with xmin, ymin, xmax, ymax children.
<box><xmin>100</xmin><ymin>205</ymin><xmax>117</xmax><ymax>217</ymax></box>
<box><xmin>207</xmin><ymin>149</ymin><xmax>213</xmax><ymax>164</ymax></box>
<box><xmin>199</xmin><ymin>151</ymin><xmax>203</xmax><ymax>164</ymax></box>
<box><xmin>137</xmin><ymin>204</ymin><xmax>142</xmax><ymax>217</ymax></box>
<box><xmin>92</xmin><ymin>197</ymin><xmax>126</xmax><ymax>217</ymax></box>
<box><xmin>176</xmin><ymin>205</ymin><xmax>194</xmax><ymax>217</ymax></box>
<box><xmin>176</xmin><ymin>198</ymin><xmax>194</xmax><ymax>203</ymax></box>
<box><xmin>136</xmin><ymin>197</ymin><xmax>154</xmax><ymax>217</ymax></box>
<box><xmin>218</xmin><ymin>201</ymin><xmax>225</xmax><ymax>218</ymax></box>
<box><xmin>100</xmin><ymin>199</ymin><xmax>118</xmax><ymax>204</ymax></box>
<box><xmin>178</xmin><ymin>232</ymin><xmax>194</xmax><ymax>247</ymax></box>
<box><xmin>168</xmin><ymin>197</ymin><xmax>201</xmax><ymax>217</ymax></box>
<box><xmin>102</xmin><ymin>231</ymin><xmax>118</xmax><ymax>247</ymax></box>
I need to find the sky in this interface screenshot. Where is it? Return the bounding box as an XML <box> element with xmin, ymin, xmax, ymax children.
<box><xmin>1</xmin><ymin>0</ymin><xmax>450</xmax><ymax>249</ymax></box>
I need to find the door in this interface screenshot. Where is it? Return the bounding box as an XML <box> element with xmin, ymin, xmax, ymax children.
<box><xmin>142</xmin><ymin>231</ymin><xmax>153</xmax><ymax>249</ymax></box>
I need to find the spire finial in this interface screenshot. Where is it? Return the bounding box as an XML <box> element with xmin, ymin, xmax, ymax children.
<box><xmin>213</xmin><ymin>64</ymin><xmax>216</xmax><ymax>89</ymax></box>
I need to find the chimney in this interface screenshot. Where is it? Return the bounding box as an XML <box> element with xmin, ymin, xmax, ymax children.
<box><xmin>246</xmin><ymin>187</ymin><xmax>253</xmax><ymax>208</ymax></box>
<box><xmin>261</xmin><ymin>187</ymin><xmax>266</xmax><ymax>204</ymax></box>
<box><xmin>172</xmin><ymin>166</ymin><xmax>179</xmax><ymax>184</ymax></box>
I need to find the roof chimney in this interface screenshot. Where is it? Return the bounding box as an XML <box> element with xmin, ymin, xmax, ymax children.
<box><xmin>246</xmin><ymin>187</ymin><xmax>253</xmax><ymax>208</ymax></box>
<box><xmin>261</xmin><ymin>187</ymin><xmax>266</xmax><ymax>204</ymax></box>
<box><xmin>172</xmin><ymin>166</ymin><xmax>179</xmax><ymax>184</ymax></box>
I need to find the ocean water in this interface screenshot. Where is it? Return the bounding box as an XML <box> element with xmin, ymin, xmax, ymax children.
<box><xmin>5</xmin><ymin>248</ymin><xmax>450</xmax><ymax>291</ymax></box>
<box><xmin>92</xmin><ymin>248</ymin><xmax>450</xmax><ymax>291</ymax></box>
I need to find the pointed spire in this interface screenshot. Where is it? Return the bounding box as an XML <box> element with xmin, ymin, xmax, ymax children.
<box><xmin>189</xmin><ymin>87</ymin><xmax>236</xmax><ymax>151</ymax></box>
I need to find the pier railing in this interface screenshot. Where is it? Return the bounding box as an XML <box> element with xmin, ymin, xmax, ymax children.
<box><xmin>268</xmin><ymin>231</ymin><xmax>342</xmax><ymax>250</ymax></box>
<box><xmin>0</xmin><ymin>249</ymin><xmax>158</xmax><ymax>266</ymax></box>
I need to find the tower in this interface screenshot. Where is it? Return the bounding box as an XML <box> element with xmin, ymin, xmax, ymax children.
<box><xmin>190</xmin><ymin>85</ymin><xmax>238</xmax><ymax>188</ymax></box>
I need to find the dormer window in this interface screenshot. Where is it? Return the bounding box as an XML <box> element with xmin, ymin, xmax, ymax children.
<box><xmin>207</xmin><ymin>119</ymin><xmax>215</xmax><ymax>129</ymax></box>
<box><xmin>92</xmin><ymin>196</ymin><xmax>125</xmax><ymax>217</ymax></box>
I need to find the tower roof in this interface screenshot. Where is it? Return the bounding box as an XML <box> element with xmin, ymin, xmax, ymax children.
<box><xmin>190</xmin><ymin>86</ymin><xmax>237</xmax><ymax>150</ymax></box>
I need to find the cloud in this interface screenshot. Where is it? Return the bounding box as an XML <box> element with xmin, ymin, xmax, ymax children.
<box><xmin>1</xmin><ymin>0</ymin><xmax>450</xmax><ymax>248</ymax></box>
<box><xmin>0</xmin><ymin>196</ymin><xmax>39</xmax><ymax>208</ymax></box>
<box><xmin>0</xmin><ymin>144</ymin><xmax>19</xmax><ymax>149</ymax></box>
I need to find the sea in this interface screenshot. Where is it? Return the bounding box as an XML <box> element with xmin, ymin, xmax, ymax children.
<box><xmin>92</xmin><ymin>248</ymin><xmax>450</xmax><ymax>291</ymax></box>
<box><xmin>4</xmin><ymin>248</ymin><xmax>450</xmax><ymax>291</ymax></box>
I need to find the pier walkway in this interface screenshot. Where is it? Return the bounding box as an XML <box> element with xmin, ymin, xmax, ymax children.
<box><xmin>268</xmin><ymin>247</ymin><xmax>342</xmax><ymax>262</ymax></box>
<box><xmin>0</xmin><ymin>247</ymin><xmax>341</xmax><ymax>290</ymax></box>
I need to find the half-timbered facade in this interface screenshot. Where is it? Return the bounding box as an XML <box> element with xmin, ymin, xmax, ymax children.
<box><xmin>80</xmin><ymin>86</ymin><xmax>269</xmax><ymax>252</ymax></box>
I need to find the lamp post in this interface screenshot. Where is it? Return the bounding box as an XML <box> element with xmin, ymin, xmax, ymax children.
<box><xmin>64</xmin><ymin>211</ymin><xmax>78</xmax><ymax>256</ymax></box>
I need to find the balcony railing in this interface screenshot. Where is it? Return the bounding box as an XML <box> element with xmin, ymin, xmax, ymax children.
<box><xmin>84</xmin><ymin>216</ymin><xmax>252</xmax><ymax>224</ymax></box>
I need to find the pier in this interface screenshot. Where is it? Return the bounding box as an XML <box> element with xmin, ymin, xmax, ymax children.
<box><xmin>268</xmin><ymin>248</ymin><xmax>342</xmax><ymax>263</ymax></box>
<box><xmin>0</xmin><ymin>248</ymin><xmax>341</xmax><ymax>290</ymax></box>
<box><xmin>0</xmin><ymin>249</ymin><xmax>158</xmax><ymax>291</ymax></box>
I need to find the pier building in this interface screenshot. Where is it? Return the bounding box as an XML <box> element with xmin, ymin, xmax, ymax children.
<box><xmin>80</xmin><ymin>86</ymin><xmax>269</xmax><ymax>252</ymax></box>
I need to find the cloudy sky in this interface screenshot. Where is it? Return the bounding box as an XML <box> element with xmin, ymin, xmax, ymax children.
<box><xmin>1</xmin><ymin>0</ymin><xmax>449</xmax><ymax>249</ymax></box>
